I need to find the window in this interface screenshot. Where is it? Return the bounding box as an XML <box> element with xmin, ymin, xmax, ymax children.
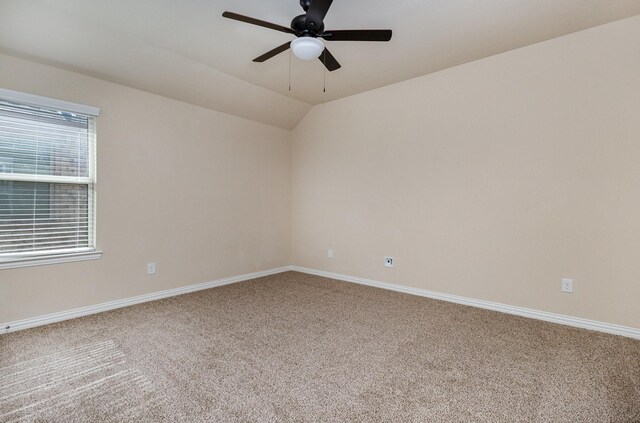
<box><xmin>0</xmin><ymin>88</ymin><xmax>101</xmax><ymax>268</ymax></box>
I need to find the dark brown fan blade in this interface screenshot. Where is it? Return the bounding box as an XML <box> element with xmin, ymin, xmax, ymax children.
<box><xmin>322</xmin><ymin>29</ymin><xmax>392</xmax><ymax>42</ymax></box>
<box><xmin>319</xmin><ymin>48</ymin><xmax>341</xmax><ymax>71</ymax></box>
<box><xmin>305</xmin><ymin>0</ymin><xmax>333</xmax><ymax>30</ymax></box>
<box><xmin>253</xmin><ymin>42</ymin><xmax>292</xmax><ymax>62</ymax></box>
<box><xmin>222</xmin><ymin>11</ymin><xmax>295</xmax><ymax>34</ymax></box>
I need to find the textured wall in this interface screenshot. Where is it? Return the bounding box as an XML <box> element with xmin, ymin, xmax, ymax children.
<box><xmin>291</xmin><ymin>17</ymin><xmax>640</xmax><ymax>328</ymax></box>
<box><xmin>0</xmin><ymin>53</ymin><xmax>291</xmax><ymax>323</ymax></box>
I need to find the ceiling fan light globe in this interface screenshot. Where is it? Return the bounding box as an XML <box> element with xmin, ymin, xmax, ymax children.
<box><xmin>291</xmin><ymin>37</ymin><xmax>324</xmax><ymax>60</ymax></box>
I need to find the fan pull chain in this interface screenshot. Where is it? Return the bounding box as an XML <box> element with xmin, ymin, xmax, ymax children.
<box><xmin>323</xmin><ymin>50</ymin><xmax>326</xmax><ymax>93</ymax></box>
<box><xmin>288</xmin><ymin>49</ymin><xmax>292</xmax><ymax>92</ymax></box>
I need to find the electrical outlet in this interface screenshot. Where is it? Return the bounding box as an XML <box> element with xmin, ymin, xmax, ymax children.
<box><xmin>147</xmin><ymin>262</ymin><xmax>156</xmax><ymax>275</ymax></box>
<box><xmin>561</xmin><ymin>278</ymin><xmax>573</xmax><ymax>293</ymax></box>
<box><xmin>384</xmin><ymin>257</ymin><xmax>394</xmax><ymax>268</ymax></box>
<box><xmin>328</xmin><ymin>249</ymin><xmax>333</xmax><ymax>258</ymax></box>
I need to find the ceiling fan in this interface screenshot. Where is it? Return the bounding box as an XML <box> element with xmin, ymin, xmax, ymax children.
<box><xmin>222</xmin><ymin>0</ymin><xmax>392</xmax><ymax>72</ymax></box>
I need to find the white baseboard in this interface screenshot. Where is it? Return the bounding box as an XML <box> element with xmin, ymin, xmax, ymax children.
<box><xmin>2</xmin><ymin>266</ymin><xmax>293</xmax><ymax>334</ymax></box>
<box><xmin>291</xmin><ymin>266</ymin><xmax>640</xmax><ymax>340</ymax></box>
<box><xmin>5</xmin><ymin>265</ymin><xmax>639</xmax><ymax>340</ymax></box>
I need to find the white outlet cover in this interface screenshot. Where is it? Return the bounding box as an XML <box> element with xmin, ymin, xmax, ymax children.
<box><xmin>328</xmin><ymin>249</ymin><xmax>333</xmax><ymax>258</ymax></box>
<box><xmin>561</xmin><ymin>278</ymin><xmax>573</xmax><ymax>293</ymax></box>
<box><xmin>147</xmin><ymin>262</ymin><xmax>156</xmax><ymax>275</ymax></box>
<box><xmin>384</xmin><ymin>257</ymin><xmax>394</xmax><ymax>268</ymax></box>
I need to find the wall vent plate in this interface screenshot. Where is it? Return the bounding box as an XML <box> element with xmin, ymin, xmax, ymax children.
<box><xmin>384</xmin><ymin>257</ymin><xmax>394</xmax><ymax>268</ymax></box>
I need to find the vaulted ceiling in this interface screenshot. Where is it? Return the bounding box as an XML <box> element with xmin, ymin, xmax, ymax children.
<box><xmin>1</xmin><ymin>0</ymin><xmax>639</xmax><ymax>129</ymax></box>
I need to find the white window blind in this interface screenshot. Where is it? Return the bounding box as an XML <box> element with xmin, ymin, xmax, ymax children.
<box><xmin>0</xmin><ymin>93</ymin><xmax>98</xmax><ymax>260</ymax></box>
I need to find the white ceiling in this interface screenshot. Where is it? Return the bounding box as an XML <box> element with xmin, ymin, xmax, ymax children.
<box><xmin>1</xmin><ymin>0</ymin><xmax>639</xmax><ymax>129</ymax></box>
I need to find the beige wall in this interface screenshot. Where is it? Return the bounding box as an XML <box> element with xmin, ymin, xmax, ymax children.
<box><xmin>0</xmin><ymin>53</ymin><xmax>291</xmax><ymax>323</ymax></box>
<box><xmin>291</xmin><ymin>16</ymin><xmax>640</xmax><ymax>329</ymax></box>
<box><xmin>2</xmin><ymin>16</ymin><xmax>639</xmax><ymax>330</ymax></box>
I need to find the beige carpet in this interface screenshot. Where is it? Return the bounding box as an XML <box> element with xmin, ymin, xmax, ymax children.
<box><xmin>1</xmin><ymin>271</ymin><xmax>639</xmax><ymax>422</ymax></box>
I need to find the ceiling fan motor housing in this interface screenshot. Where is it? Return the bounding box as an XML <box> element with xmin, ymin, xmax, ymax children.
<box><xmin>291</xmin><ymin>14</ymin><xmax>324</xmax><ymax>36</ymax></box>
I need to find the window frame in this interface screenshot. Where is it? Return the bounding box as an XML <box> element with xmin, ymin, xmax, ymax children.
<box><xmin>0</xmin><ymin>88</ymin><xmax>102</xmax><ymax>270</ymax></box>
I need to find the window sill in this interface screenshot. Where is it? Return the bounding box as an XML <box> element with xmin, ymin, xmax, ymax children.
<box><xmin>0</xmin><ymin>250</ymin><xmax>103</xmax><ymax>270</ymax></box>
